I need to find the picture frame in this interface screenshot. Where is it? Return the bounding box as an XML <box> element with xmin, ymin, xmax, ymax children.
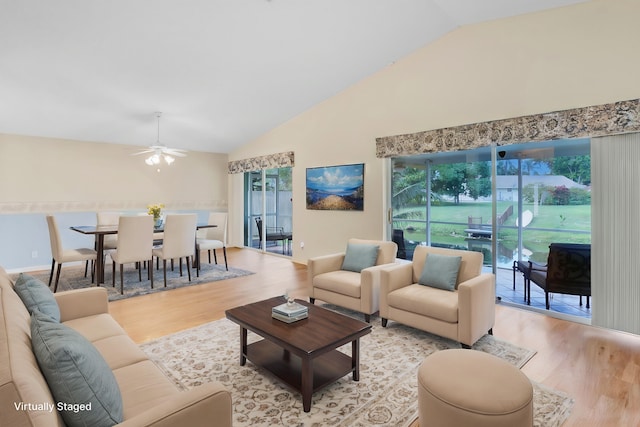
<box><xmin>306</xmin><ymin>163</ymin><xmax>364</xmax><ymax>210</ymax></box>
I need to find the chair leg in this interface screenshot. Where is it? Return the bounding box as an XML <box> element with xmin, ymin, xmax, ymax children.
<box><xmin>120</xmin><ymin>264</ymin><xmax>124</xmax><ymax>295</ymax></box>
<box><xmin>163</xmin><ymin>259</ymin><xmax>167</xmax><ymax>288</ymax></box>
<box><xmin>586</xmin><ymin>296</ymin><xmax>590</xmax><ymax>309</ymax></box>
<box><xmin>138</xmin><ymin>262</ymin><xmax>142</xmax><ymax>282</ymax></box>
<box><xmin>53</xmin><ymin>264</ymin><xmax>62</xmax><ymax>293</ymax></box>
<box><xmin>84</xmin><ymin>260</ymin><xmax>89</xmax><ymax>278</ymax></box>
<box><xmin>488</xmin><ymin>328</ymin><xmax>493</xmax><ymax>335</ymax></box>
<box><xmin>213</xmin><ymin>249</ymin><xmax>218</xmax><ymax>265</ymax></box>
<box><xmin>149</xmin><ymin>259</ymin><xmax>154</xmax><ymax>289</ymax></box>
<box><xmin>223</xmin><ymin>247</ymin><xmax>228</xmax><ymax>271</ymax></box>
<box><xmin>112</xmin><ymin>261</ymin><xmax>116</xmax><ymax>287</ymax></box>
<box><xmin>309</xmin><ymin>297</ymin><xmax>315</xmax><ymax>304</ymax></box>
<box><xmin>208</xmin><ymin>250</ymin><xmax>211</xmax><ymax>264</ymax></box>
<box><xmin>545</xmin><ymin>291</ymin><xmax>550</xmax><ymax>310</ymax></box>
<box><xmin>381</xmin><ymin>318</ymin><xmax>388</xmax><ymax>327</ymax></box>
<box><xmin>48</xmin><ymin>259</ymin><xmax>56</xmax><ymax>287</ymax></box>
<box><xmin>179</xmin><ymin>258</ymin><xmax>183</xmax><ymax>276</ymax></box>
<box><xmin>186</xmin><ymin>256</ymin><xmax>192</xmax><ymax>281</ymax></box>
<box><xmin>364</xmin><ymin>314</ymin><xmax>371</xmax><ymax>323</ymax></box>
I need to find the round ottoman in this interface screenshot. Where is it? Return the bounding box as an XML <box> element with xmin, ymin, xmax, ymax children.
<box><xmin>418</xmin><ymin>349</ymin><xmax>533</xmax><ymax>427</ymax></box>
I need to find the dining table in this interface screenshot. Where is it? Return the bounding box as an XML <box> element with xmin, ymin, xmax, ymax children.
<box><xmin>71</xmin><ymin>223</ymin><xmax>216</xmax><ymax>285</ymax></box>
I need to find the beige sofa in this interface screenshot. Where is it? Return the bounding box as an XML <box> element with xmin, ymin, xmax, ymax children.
<box><xmin>379</xmin><ymin>245</ymin><xmax>495</xmax><ymax>347</ymax></box>
<box><xmin>308</xmin><ymin>238</ymin><xmax>398</xmax><ymax>322</ymax></box>
<box><xmin>0</xmin><ymin>266</ymin><xmax>232</xmax><ymax>427</ymax></box>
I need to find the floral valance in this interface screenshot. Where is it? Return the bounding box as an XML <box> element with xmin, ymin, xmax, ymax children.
<box><xmin>375</xmin><ymin>98</ymin><xmax>640</xmax><ymax>158</ymax></box>
<box><xmin>228</xmin><ymin>151</ymin><xmax>294</xmax><ymax>174</ymax></box>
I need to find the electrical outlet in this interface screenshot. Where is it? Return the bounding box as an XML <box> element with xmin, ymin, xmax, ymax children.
<box><xmin>300</xmin><ymin>241</ymin><xmax>304</xmax><ymax>248</ymax></box>
<box><xmin>31</xmin><ymin>250</ymin><xmax>38</xmax><ymax>259</ymax></box>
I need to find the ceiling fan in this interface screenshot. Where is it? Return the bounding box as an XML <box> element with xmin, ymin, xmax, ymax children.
<box><xmin>132</xmin><ymin>112</ymin><xmax>187</xmax><ymax>165</ymax></box>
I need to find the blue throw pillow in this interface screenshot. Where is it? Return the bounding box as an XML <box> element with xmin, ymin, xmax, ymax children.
<box><xmin>30</xmin><ymin>310</ymin><xmax>123</xmax><ymax>427</ymax></box>
<box><xmin>14</xmin><ymin>273</ymin><xmax>61</xmax><ymax>322</ymax></box>
<box><xmin>418</xmin><ymin>253</ymin><xmax>462</xmax><ymax>291</ymax></box>
<box><xmin>341</xmin><ymin>243</ymin><xmax>380</xmax><ymax>273</ymax></box>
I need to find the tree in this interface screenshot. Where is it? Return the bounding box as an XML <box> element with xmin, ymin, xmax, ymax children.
<box><xmin>548</xmin><ymin>155</ymin><xmax>591</xmax><ymax>185</ymax></box>
<box><xmin>431</xmin><ymin>162</ymin><xmax>491</xmax><ymax>204</ymax></box>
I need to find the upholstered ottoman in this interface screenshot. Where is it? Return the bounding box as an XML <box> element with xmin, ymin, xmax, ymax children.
<box><xmin>418</xmin><ymin>349</ymin><xmax>533</xmax><ymax>427</ymax></box>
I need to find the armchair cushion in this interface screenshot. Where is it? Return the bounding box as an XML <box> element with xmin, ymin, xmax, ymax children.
<box><xmin>418</xmin><ymin>254</ymin><xmax>462</xmax><ymax>291</ymax></box>
<box><xmin>14</xmin><ymin>273</ymin><xmax>61</xmax><ymax>322</ymax></box>
<box><xmin>341</xmin><ymin>243</ymin><xmax>380</xmax><ymax>273</ymax></box>
<box><xmin>30</xmin><ymin>310</ymin><xmax>124</xmax><ymax>427</ymax></box>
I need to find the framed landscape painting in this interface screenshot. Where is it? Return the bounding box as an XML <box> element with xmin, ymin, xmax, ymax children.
<box><xmin>306</xmin><ymin>163</ymin><xmax>364</xmax><ymax>210</ymax></box>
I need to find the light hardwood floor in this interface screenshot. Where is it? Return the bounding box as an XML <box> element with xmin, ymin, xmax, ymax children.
<box><xmin>109</xmin><ymin>248</ymin><xmax>640</xmax><ymax>427</ymax></box>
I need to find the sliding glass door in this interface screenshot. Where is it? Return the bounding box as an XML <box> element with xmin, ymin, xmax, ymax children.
<box><xmin>244</xmin><ymin>167</ymin><xmax>293</xmax><ymax>256</ymax></box>
<box><xmin>390</xmin><ymin>138</ymin><xmax>591</xmax><ymax>312</ymax></box>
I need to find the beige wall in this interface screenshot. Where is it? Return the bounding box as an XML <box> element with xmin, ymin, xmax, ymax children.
<box><xmin>228</xmin><ymin>0</ymin><xmax>640</xmax><ymax>263</ymax></box>
<box><xmin>0</xmin><ymin>133</ymin><xmax>228</xmax><ymax>213</ymax></box>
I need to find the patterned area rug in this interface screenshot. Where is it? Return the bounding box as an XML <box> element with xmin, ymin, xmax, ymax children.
<box><xmin>140</xmin><ymin>305</ymin><xmax>573</xmax><ymax>427</ymax></box>
<box><xmin>21</xmin><ymin>262</ymin><xmax>254</xmax><ymax>301</ymax></box>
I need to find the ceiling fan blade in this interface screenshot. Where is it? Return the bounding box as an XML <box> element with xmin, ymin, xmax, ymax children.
<box><xmin>164</xmin><ymin>149</ymin><xmax>187</xmax><ymax>157</ymax></box>
<box><xmin>131</xmin><ymin>149</ymin><xmax>154</xmax><ymax>156</ymax></box>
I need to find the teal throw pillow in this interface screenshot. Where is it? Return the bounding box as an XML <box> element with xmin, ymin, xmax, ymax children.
<box><xmin>14</xmin><ymin>273</ymin><xmax>61</xmax><ymax>322</ymax></box>
<box><xmin>341</xmin><ymin>243</ymin><xmax>380</xmax><ymax>273</ymax></box>
<box><xmin>418</xmin><ymin>253</ymin><xmax>462</xmax><ymax>291</ymax></box>
<box><xmin>30</xmin><ymin>310</ymin><xmax>123</xmax><ymax>427</ymax></box>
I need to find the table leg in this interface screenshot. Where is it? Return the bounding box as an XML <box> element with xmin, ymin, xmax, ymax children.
<box><xmin>240</xmin><ymin>327</ymin><xmax>247</xmax><ymax>366</ymax></box>
<box><xmin>96</xmin><ymin>234</ymin><xmax>105</xmax><ymax>285</ymax></box>
<box><xmin>301</xmin><ymin>357</ymin><xmax>313</xmax><ymax>412</ymax></box>
<box><xmin>352</xmin><ymin>339</ymin><xmax>361</xmax><ymax>381</ymax></box>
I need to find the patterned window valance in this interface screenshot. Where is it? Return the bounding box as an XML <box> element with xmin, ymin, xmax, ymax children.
<box><xmin>228</xmin><ymin>151</ymin><xmax>295</xmax><ymax>174</ymax></box>
<box><xmin>375</xmin><ymin>98</ymin><xmax>640</xmax><ymax>158</ymax></box>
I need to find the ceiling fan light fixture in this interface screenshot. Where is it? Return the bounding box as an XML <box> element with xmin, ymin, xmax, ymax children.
<box><xmin>164</xmin><ymin>155</ymin><xmax>174</xmax><ymax>165</ymax></box>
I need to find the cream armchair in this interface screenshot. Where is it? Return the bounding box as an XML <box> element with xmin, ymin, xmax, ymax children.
<box><xmin>380</xmin><ymin>245</ymin><xmax>495</xmax><ymax>347</ymax></box>
<box><xmin>308</xmin><ymin>238</ymin><xmax>398</xmax><ymax>322</ymax></box>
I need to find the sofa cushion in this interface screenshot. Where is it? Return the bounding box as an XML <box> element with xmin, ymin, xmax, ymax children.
<box><xmin>388</xmin><ymin>284</ymin><xmax>459</xmax><ymax>323</ymax></box>
<box><xmin>313</xmin><ymin>270</ymin><xmax>362</xmax><ymax>298</ymax></box>
<box><xmin>30</xmin><ymin>310</ymin><xmax>124</xmax><ymax>427</ymax></box>
<box><xmin>14</xmin><ymin>274</ymin><xmax>60</xmax><ymax>322</ymax></box>
<box><xmin>341</xmin><ymin>243</ymin><xmax>379</xmax><ymax>273</ymax></box>
<box><xmin>419</xmin><ymin>254</ymin><xmax>462</xmax><ymax>291</ymax></box>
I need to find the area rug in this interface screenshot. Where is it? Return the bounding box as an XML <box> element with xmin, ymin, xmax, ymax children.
<box><xmin>20</xmin><ymin>262</ymin><xmax>254</xmax><ymax>301</ymax></box>
<box><xmin>140</xmin><ymin>305</ymin><xmax>574</xmax><ymax>427</ymax></box>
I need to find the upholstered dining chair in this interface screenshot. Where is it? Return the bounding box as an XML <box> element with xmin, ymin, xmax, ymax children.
<box><xmin>196</xmin><ymin>212</ymin><xmax>228</xmax><ymax>272</ymax></box>
<box><xmin>46</xmin><ymin>215</ymin><xmax>97</xmax><ymax>292</ymax></box>
<box><xmin>152</xmin><ymin>214</ymin><xmax>198</xmax><ymax>287</ymax></box>
<box><xmin>96</xmin><ymin>211</ymin><xmax>120</xmax><ymax>250</ymax></box>
<box><xmin>110</xmin><ymin>215</ymin><xmax>155</xmax><ymax>295</ymax></box>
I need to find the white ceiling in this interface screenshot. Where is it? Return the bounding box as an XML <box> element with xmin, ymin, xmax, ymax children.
<box><xmin>0</xmin><ymin>0</ymin><xmax>588</xmax><ymax>154</ymax></box>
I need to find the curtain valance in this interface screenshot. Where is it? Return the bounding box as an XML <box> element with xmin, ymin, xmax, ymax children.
<box><xmin>228</xmin><ymin>151</ymin><xmax>294</xmax><ymax>174</ymax></box>
<box><xmin>375</xmin><ymin>99</ymin><xmax>640</xmax><ymax>158</ymax></box>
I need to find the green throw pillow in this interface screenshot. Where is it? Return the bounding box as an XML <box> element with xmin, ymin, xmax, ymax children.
<box><xmin>30</xmin><ymin>310</ymin><xmax>123</xmax><ymax>427</ymax></box>
<box><xmin>14</xmin><ymin>273</ymin><xmax>61</xmax><ymax>322</ymax></box>
<box><xmin>418</xmin><ymin>253</ymin><xmax>462</xmax><ymax>291</ymax></box>
<box><xmin>341</xmin><ymin>243</ymin><xmax>380</xmax><ymax>273</ymax></box>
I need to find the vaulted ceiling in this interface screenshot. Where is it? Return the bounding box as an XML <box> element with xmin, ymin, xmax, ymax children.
<box><xmin>0</xmin><ymin>0</ymin><xmax>588</xmax><ymax>154</ymax></box>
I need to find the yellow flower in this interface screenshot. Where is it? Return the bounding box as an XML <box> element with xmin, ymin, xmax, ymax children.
<box><xmin>147</xmin><ymin>203</ymin><xmax>165</xmax><ymax>220</ymax></box>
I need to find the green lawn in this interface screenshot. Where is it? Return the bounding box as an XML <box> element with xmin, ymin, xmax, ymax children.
<box><xmin>394</xmin><ymin>202</ymin><xmax>591</xmax><ymax>264</ymax></box>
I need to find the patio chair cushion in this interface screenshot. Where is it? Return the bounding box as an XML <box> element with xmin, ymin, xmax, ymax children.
<box><xmin>419</xmin><ymin>254</ymin><xmax>462</xmax><ymax>291</ymax></box>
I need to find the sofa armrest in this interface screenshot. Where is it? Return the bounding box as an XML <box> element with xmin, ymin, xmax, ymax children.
<box><xmin>457</xmin><ymin>273</ymin><xmax>496</xmax><ymax>346</ymax></box>
<box><xmin>54</xmin><ymin>287</ymin><xmax>109</xmax><ymax>322</ymax></box>
<box><xmin>116</xmin><ymin>382</ymin><xmax>232</xmax><ymax>427</ymax></box>
<box><xmin>379</xmin><ymin>263</ymin><xmax>414</xmax><ymax>318</ymax></box>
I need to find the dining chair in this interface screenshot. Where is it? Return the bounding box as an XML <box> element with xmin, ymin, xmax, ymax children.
<box><xmin>96</xmin><ymin>211</ymin><xmax>120</xmax><ymax>265</ymax></box>
<box><xmin>46</xmin><ymin>215</ymin><xmax>97</xmax><ymax>292</ymax></box>
<box><xmin>152</xmin><ymin>214</ymin><xmax>197</xmax><ymax>287</ymax></box>
<box><xmin>110</xmin><ymin>215</ymin><xmax>155</xmax><ymax>295</ymax></box>
<box><xmin>196</xmin><ymin>212</ymin><xmax>228</xmax><ymax>272</ymax></box>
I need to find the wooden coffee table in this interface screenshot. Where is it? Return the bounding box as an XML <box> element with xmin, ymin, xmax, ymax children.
<box><xmin>225</xmin><ymin>296</ymin><xmax>372</xmax><ymax>412</ymax></box>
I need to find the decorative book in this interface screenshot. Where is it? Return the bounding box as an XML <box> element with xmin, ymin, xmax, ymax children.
<box><xmin>272</xmin><ymin>311</ymin><xmax>308</xmax><ymax>323</ymax></box>
<box><xmin>272</xmin><ymin>301</ymin><xmax>308</xmax><ymax>317</ymax></box>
